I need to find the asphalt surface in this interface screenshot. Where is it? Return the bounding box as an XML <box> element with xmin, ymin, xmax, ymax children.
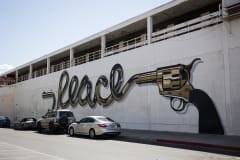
<box><xmin>121</xmin><ymin>129</ymin><xmax>240</xmax><ymax>156</ymax></box>
<box><xmin>0</xmin><ymin>128</ymin><xmax>239</xmax><ymax>160</ymax></box>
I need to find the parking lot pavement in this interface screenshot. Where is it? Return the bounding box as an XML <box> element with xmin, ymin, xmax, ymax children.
<box><xmin>120</xmin><ymin>129</ymin><xmax>240</xmax><ymax>156</ymax></box>
<box><xmin>0</xmin><ymin>142</ymin><xmax>63</xmax><ymax>160</ymax></box>
<box><xmin>0</xmin><ymin>128</ymin><xmax>239</xmax><ymax>160</ymax></box>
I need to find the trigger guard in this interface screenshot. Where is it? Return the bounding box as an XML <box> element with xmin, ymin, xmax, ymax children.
<box><xmin>170</xmin><ymin>98</ymin><xmax>186</xmax><ymax>112</ymax></box>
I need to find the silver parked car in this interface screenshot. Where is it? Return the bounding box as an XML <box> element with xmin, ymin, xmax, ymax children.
<box><xmin>68</xmin><ymin>116</ymin><xmax>121</xmax><ymax>138</ymax></box>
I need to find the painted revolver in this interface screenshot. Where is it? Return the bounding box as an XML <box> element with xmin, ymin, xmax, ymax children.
<box><xmin>121</xmin><ymin>58</ymin><xmax>224</xmax><ymax>134</ymax></box>
<box><xmin>131</xmin><ymin>58</ymin><xmax>200</xmax><ymax>112</ymax></box>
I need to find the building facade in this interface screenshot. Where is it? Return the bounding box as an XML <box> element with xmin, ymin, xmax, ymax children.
<box><xmin>0</xmin><ymin>0</ymin><xmax>240</xmax><ymax>135</ymax></box>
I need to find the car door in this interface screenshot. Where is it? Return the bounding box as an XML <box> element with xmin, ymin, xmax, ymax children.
<box><xmin>40</xmin><ymin>113</ymin><xmax>48</xmax><ymax>128</ymax></box>
<box><xmin>85</xmin><ymin>118</ymin><xmax>95</xmax><ymax>134</ymax></box>
<box><xmin>41</xmin><ymin>112</ymin><xmax>51</xmax><ymax>128</ymax></box>
<box><xmin>77</xmin><ymin>118</ymin><xmax>88</xmax><ymax>135</ymax></box>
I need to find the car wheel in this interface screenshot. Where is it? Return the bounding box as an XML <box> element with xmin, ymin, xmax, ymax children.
<box><xmin>89</xmin><ymin>129</ymin><xmax>95</xmax><ymax>139</ymax></box>
<box><xmin>59</xmin><ymin>116</ymin><xmax>68</xmax><ymax>128</ymax></box>
<box><xmin>37</xmin><ymin>122</ymin><xmax>42</xmax><ymax>133</ymax></box>
<box><xmin>69</xmin><ymin>127</ymin><xmax>75</xmax><ymax>137</ymax></box>
<box><xmin>111</xmin><ymin>132</ymin><xmax>120</xmax><ymax>138</ymax></box>
<box><xmin>49</xmin><ymin>122</ymin><xmax>54</xmax><ymax>132</ymax></box>
<box><xmin>21</xmin><ymin>124</ymin><xmax>24</xmax><ymax>130</ymax></box>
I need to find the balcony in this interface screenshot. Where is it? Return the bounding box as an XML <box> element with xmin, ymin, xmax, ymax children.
<box><xmin>18</xmin><ymin>73</ymin><xmax>29</xmax><ymax>82</ymax></box>
<box><xmin>152</xmin><ymin>11</ymin><xmax>222</xmax><ymax>43</ymax></box>
<box><xmin>104</xmin><ymin>34</ymin><xmax>147</xmax><ymax>57</ymax></box>
<box><xmin>33</xmin><ymin>68</ymin><xmax>47</xmax><ymax>78</ymax></box>
<box><xmin>6</xmin><ymin>8</ymin><xmax>223</xmax><ymax>85</ymax></box>
<box><xmin>50</xmin><ymin>60</ymin><xmax>70</xmax><ymax>73</ymax></box>
<box><xmin>74</xmin><ymin>50</ymin><xmax>101</xmax><ymax>66</ymax></box>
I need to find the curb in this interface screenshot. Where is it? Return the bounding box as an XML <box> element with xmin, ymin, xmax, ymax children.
<box><xmin>156</xmin><ymin>139</ymin><xmax>240</xmax><ymax>151</ymax></box>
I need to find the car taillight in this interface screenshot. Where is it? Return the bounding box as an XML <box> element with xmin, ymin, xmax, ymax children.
<box><xmin>98</xmin><ymin>124</ymin><xmax>107</xmax><ymax>128</ymax></box>
<box><xmin>117</xmin><ymin>123</ymin><xmax>121</xmax><ymax>128</ymax></box>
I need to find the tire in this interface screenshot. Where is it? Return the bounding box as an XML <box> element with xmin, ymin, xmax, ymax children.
<box><xmin>111</xmin><ymin>132</ymin><xmax>120</xmax><ymax>138</ymax></box>
<box><xmin>49</xmin><ymin>122</ymin><xmax>54</xmax><ymax>132</ymax></box>
<box><xmin>69</xmin><ymin>127</ymin><xmax>75</xmax><ymax>137</ymax></box>
<box><xmin>89</xmin><ymin>129</ymin><xmax>95</xmax><ymax>139</ymax></box>
<box><xmin>37</xmin><ymin>122</ymin><xmax>42</xmax><ymax>133</ymax></box>
<box><xmin>59</xmin><ymin>116</ymin><xmax>68</xmax><ymax>128</ymax></box>
<box><xmin>21</xmin><ymin>124</ymin><xmax>24</xmax><ymax>130</ymax></box>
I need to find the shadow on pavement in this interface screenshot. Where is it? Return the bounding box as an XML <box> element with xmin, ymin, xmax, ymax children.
<box><xmin>112</xmin><ymin>135</ymin><xmax>240</xmax><ymax>157</ymax></box>
<box><xmin>33</xmin><ymin>129</ymin><xmax>67</xmax><ymax>135</ymax></box>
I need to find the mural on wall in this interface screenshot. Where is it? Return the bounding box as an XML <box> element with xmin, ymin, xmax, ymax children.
<box><xmin>42</xmin><ymin>58</ymin><xmax>224</xmax><ymax>134</ymax></box>
<box><xmin>42</xmin><ymin>91</ymin><xmax>56</xmax><ymax>110</ymax></box>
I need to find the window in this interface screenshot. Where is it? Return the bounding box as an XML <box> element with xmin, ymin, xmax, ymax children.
<box><xmin>79</xmin><ymin>118</ymin><xmax>88</xmax><ymax>123</ymax></box>
<box><xmin>59</xmin><ymin>111</ymin><xmax>74</xmax><ymax>118</ymax></box>
<box><xmin>86</xmin><ymin>118</ymin><xmax>95</xmax><ymax>123</ymax></box>
<box><xmin>97</xmin><ymin>117</ymin><xmax>114</xmax><ymax>122</ymax></box>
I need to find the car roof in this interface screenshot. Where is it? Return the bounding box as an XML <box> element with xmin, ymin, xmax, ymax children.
<box><xmin>56</xmin><ymin>109</ymin><xmax>72</xmax><ymax>112</ymax></box>
<box><xmin>47</xmin><ymin>109</ymin><xmax>72</xmax><ymax>112</ymax></box>
<box><xmin>83</xmin><ymin>116</ymin><xmax>107</xmax><ymax>119</ymax></box>
<box><xmin>0</xmin><ymin>116</ymin><xmax>8</xmax><ymax>118</ymax></box>
<box><xmin>22</xmin><ymin>117</ymin><xmax>36</xmax><ymax>119</ymax></box>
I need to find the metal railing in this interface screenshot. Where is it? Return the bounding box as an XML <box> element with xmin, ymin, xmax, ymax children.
<box><xmin>33</xmin><ymin>68</ymin><xmax>47</xmax><ymax>78</ymax></box>
<box><xmin>13</xmin><ymin>11</ymin><xmax>224</xmax><ymax>84</ymax></box>
<box><xmin>74</xmin><ymin>55</ymin><xmax>87</xmax><ymax>66</ymax></box>
<box><xmin>50</xmin><ymin>60</ymin><xmax>70</xmax><ymax>73</ymax></box>
<box><xmin>18</xmin><ymin>73</ymin><xmax>29</xmax><ymax>82</ymax></box>
<box><xmin>152</xmin><ymin>11</ymin><xmax>222</xmax><ymax>43</ymax></box>
<box><xmin>74</xmin><ymin>50</ymin><xmax>101</xmax><ymax>66</ymax></box>
<box><xmin>104</xmin><ymin>34</ymin><xmax>147</xmax><ymax>57</ymax></box>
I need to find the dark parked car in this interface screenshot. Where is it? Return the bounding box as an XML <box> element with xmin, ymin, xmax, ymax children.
<box><xmin>14</xmin><ymin>118</ymin><xmax>36</xmax><ymax>130</ymax></box>
<box><xmin>0</xmin><ymin>116</ymin><xmax>10</xmax><ymax>127</ymax></box>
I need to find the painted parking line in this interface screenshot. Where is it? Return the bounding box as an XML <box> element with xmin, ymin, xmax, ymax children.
<box><xmin>0</xmin><ymin>142</ymin><xmax>64</xmax><ymax>160</ymax></box>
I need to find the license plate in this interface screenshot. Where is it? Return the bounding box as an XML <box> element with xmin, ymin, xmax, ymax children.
<box><xmin>110</xmin><ymin>124</ymin><xmax>116</xmax><ymax>129</ymax></box>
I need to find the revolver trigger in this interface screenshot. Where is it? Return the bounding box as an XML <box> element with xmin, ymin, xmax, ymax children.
<box><xmin>170</xmin><ymin>98</ymin><xmax>186</xmax><ymax>112</ymax></box>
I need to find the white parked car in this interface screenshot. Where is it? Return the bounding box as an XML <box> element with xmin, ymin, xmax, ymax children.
<box><xmin>68</xmin><ymin>116</ymin><xmax>121</xmax><ymax>138</ymax></box>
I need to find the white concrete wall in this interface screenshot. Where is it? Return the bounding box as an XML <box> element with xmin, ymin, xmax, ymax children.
<box><xmin>226</xmin><ymin>18</ymin><xmax>240</xmax><ymax>135</ymax></box>
<box><xmin>0</xmin><ymin>85</ymin><xmax>16</xmax><ymax>121</ymax></box>
<box><xmin>0</xmin><ymin>19</ymin><xmax>240</xmax><ymax>135</ymax></box>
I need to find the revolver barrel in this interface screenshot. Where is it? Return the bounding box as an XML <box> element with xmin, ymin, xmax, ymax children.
<box><xmin>134</xmin><ymin>71</ymin><xmax>157</xmax><ymax>84</ymax></box>
<box><xmin>134</xmin><ymin>65</ymin><xmax>182</xmax><ymax>88</ymax></box>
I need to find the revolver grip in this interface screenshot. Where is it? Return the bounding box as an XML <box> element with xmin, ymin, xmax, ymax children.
<box><xmin>189</xmin><ymin>89</ymin><xmax>224</xmax><ymax>134</ymax></box>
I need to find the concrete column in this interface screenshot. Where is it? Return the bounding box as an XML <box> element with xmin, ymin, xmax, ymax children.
<box><xmin>101</xmin><ymin>35</ymin><xmax>106</xmax><ymax>58</ymax></box>
<box><xmin>70</xmin><ymin>48</ymin><xmax>74</xmax><ymax>67</ymax></box>
<box><xmin>29</xmin><ymin>64</ymin><xmax>32</xmax><ymax>79</ymax></box>
<box><xmin>47</xmin><ymin>57</ymin><xmax>50</xmax><ymax>74</ymax></box>
<box><xmin>147</xmin><ymin>16</ymin><xmax>153</xmax><ymax>44</ymax></box>
<box><xmin>15</xmin><ymin>70</ymin><xmax>18</xmax><ymax>83</ymax></box>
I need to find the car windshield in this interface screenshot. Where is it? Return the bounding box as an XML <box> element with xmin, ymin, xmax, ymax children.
<box><xmin>96</xmin><ymin>117</ymin><xmax>114</xmax><ymax>122</ymax></box>
<box><xmin>23</xmin><ymin>118</ymin><xmax>35</xmax><ymax>122</ymax></box>
<box><xmin>59</xmin><ymin>111</ymin><xmax>74</xmax><ymax>118</ymax></box>
<box><xmin>0</xmin><ymin>116</ymin><xmax>4</xmax><ymax>120</ymax></box>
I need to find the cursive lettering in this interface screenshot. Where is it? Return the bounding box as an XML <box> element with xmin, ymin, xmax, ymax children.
<box><xmin>57</xmin><ymin>64</ymin><xmax>135</xmax><ymax>109</ymax></box>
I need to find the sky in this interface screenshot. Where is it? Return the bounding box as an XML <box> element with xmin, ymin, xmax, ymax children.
<box><xmin>0</xmin><ymin>0</ymin><xmax>171</xmax><ymax>74</ymax></box>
